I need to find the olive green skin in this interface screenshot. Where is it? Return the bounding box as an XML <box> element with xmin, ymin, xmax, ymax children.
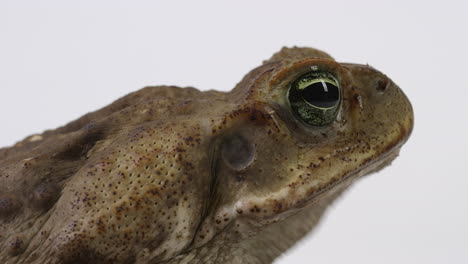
<box><xmin>0</xmin><ymin>47</ymin><xmax>413</xmax><ymax>264</ymax></box>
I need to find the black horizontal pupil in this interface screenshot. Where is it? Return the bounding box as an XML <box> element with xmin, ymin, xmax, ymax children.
<box><xmin>301</xmin><ymin>81</ymin><xmax>339</xmax><ymax>108</ymax></box>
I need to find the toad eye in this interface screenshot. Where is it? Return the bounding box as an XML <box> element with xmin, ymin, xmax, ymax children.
<box><xmin>288</xmin><ymin>71</ymin><xmax>341</xmax><ymax>126</ymax></box>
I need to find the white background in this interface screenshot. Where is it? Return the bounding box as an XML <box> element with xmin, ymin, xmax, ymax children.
<box><xmin>1</xmin><ymin>1</ymin><xmax>467</xmax><ymax>263</ymax></box>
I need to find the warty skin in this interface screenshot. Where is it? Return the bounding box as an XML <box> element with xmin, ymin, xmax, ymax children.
<box><xmin>0</xmin><ymin>47</ymin><xmax>413</xmax><ymax>263</ymax></box>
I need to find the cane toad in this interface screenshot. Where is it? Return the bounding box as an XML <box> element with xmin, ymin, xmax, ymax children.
<box><xmin>0</xmin><ymin>47</ymin><xmax>413</xmax><ymax>264</ymax></box>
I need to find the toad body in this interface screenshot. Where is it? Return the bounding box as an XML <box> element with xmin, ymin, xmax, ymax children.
<box><xmin>0</xmin><ymin>47</ymin><xmax>413</xmax><ymax>264</ymax></box>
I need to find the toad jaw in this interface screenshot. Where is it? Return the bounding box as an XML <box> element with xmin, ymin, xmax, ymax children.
<box><xmin>189</xmin><ymin>58</ymin><xmax>413</xmax><ymax>254</ymax></box>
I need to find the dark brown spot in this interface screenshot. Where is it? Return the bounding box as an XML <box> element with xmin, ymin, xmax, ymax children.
<box><xmin>7</xmin><ymin>236</ymin><xmax>25</xmax><ymax>256</ymax></box>
<box><xmin>175</xmin><ymin>147</ymin><xmax>186</xmax><ymax>152</ymax></box>
<box><xmin>0</xmin><ymin>196</ymin><xmax>20</xmax><ymax>217</ymax></box>
<box><xmin>96</xmin><ymin>217</ymin><xmax>106</xmax><ymax>234</ymax></box>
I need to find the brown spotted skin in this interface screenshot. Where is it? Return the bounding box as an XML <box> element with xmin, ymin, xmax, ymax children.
<box><xmin>0</xmin><ymin>47</ymin><xmax>413</xmax><ymax>264</ymax></box>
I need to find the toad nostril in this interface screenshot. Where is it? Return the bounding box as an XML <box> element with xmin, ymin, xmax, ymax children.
<box><xmin>376</xmin><ymin>78</ymin><xmax>389</xmax><ymax>93</ymax></box>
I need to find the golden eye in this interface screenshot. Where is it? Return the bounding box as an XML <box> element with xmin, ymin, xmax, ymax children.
<box><xmin>288</xmin><ymin>71</ymin><xmax>341</xmax><ymax>126</ymax></box>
